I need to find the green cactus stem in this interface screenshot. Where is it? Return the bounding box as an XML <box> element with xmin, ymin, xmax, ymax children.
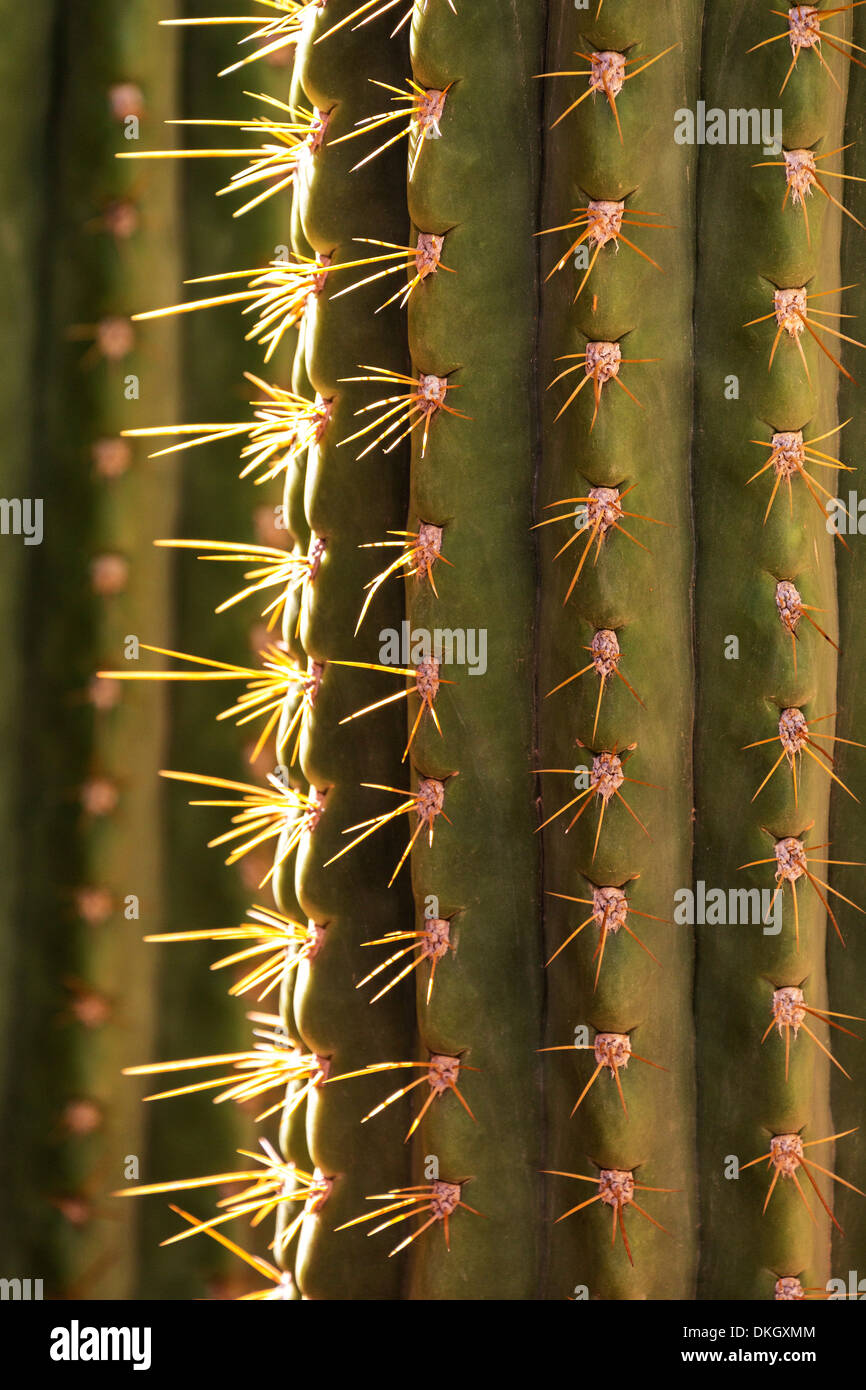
<box><xmin>0</xmin><ymin>0</ymin><xmax>62</xmax><ymax>1288</ymax></box>
<box><xmin>102</xmin><ymin>0</ymin><xmax>866</xmax><ymax>1302</ymax></box>
<box><xmin>537</xmin><ymin>0</ymin><xmax>699</xmax><ymax>1299</ymax></box>
<box><xmin>274</xmin><ymin>3</ymin><xmax>417</xmax><ymax>1299</ymax></box>
<box><xmin>693</xmin><ymin>0</ymin><xmax>851</xmax><ymax>1299</ymax></box>
<box><xmin>387</xmin><ymin>0</ymin><xmax>547</xmax><ymax>1299</ymax></box>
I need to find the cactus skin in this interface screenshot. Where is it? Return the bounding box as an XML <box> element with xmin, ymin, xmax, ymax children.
<box><xmin>99</xmin><ymin>1</ymin><xmax>866</xmax><ymax>1301</ymax></box>
<box><xmin>538</xmin><ymin>0</ymin><xmax>699</xmax><ymax>1300</ymax></box>
<box><xmin>397</xmin><ymin>0</ymin><xmax>546</xmax><ymax>1300</ymax></box>
<box><xmin>279</xmin><ymin>4</ymin><xmax>417</xmax><ymax>1300</ymax></box>
<box><xmin>0</xmin><ymin>0</ymin><xmax>61</xmax><ymax>1286</ymax></box>
<box><xmin>693</xmin><ymin>1</ymin><xmax>848</xmax><ymax>1299</ymax></box>
<box><xmin>831</xmin><ymin>0</ymin><xmax>866</xmax><ymax>1275</ymax></box>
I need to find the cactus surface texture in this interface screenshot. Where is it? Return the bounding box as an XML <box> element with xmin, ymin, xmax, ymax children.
<box><xmin>7</xmin><ymin>0</ymin><xmax>866</xmax><ymax>1305</ymax></box>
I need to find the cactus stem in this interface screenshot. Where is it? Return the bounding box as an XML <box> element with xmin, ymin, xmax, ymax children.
<box><xmin>741</xmin><ymin>1128</ymin><xmax>865</xmax><ymax>1229</ymax></box>
<box><xmin>328</xmin><ymin>1053</ymin><xmax>477</xmax><ymax>1140</ymax></box>
<box><xmin>761</xmin><ymin>984</ymin><xmax>863</xmax><ymax>1079</ymax></box>
<box><xmin>336</xmin><ymin>1180</ymin><xmax>483</xmax><ymax>1256</ymax></box>
<box><xmin>356</xmin><ymin>524</ymin><xmax>452</xmax><ymax>631</ymax></box>
<box><xmin>544</xmin><ymin>1168</ymin><xmax>675</xmax><ymax>1267</ymax></box>
<box><xmin>325</xmin><ymin>773</ymin><xmax>454</xmax><ymax>884</ymax></box>
<box><xmin>544</xmin><ymin>886</ymin><xmax>664</xmax><ymax>976</ymax></box>
<box><xmin>339</xmin><ymin>366</ymin><xmax>467</xmax><ymax>459</ymax></box>
<box><xmin>357</xmin><ymin>916</ymin><xmax>453</xmax><ymax>1004</ymax></box>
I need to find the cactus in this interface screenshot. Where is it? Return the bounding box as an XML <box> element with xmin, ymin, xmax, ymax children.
<box><xmin>537</xmin><ymin>0</ymin><xmax>698</xmax><ymax>1298</ymax></box>
<box><xmin>0</xmin><ymin>0</ymin><xmax>187</xmax><ymax>1299</ymax></box>
<box><xmin>109</xmin><ymin>0</ymin><xmax>866</xmax><ymax>1303</ymax></box>
<box><xmin>0</xmin><ymin>0</ymin><xmax>292</xmax><ymax>1300</ymax></box>
<box><xmin>0</xmin><ymin>0</ymin><xmax>58</xmax><ymax>1284</ymax></box>
<box><xmin>693</xmin><ymin>0</ymin><xmax>859</xmax><ymax>1300</ymax></box>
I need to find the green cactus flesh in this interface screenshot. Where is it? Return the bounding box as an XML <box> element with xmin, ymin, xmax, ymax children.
<box><xmin>107</xmin><ymin>0</ymin><xmax>866</xmax><ymax>1301</ymax></box>
<box><xmin>538</xmin><ymin>0</ymin><xmax>699</xmax><ymax>1300</ymax></box>
<box><xmin>693</xmin><ymin>0</ymin><xmax>852</xmax><ymax>1300</ymax></box>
